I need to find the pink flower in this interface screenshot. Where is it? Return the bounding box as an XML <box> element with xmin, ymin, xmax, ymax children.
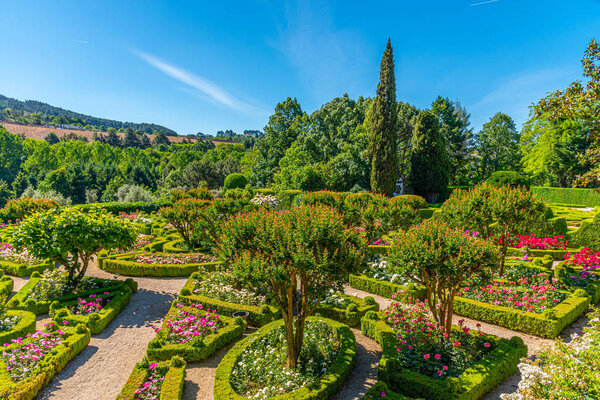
<box><xmin>423</xmin><ymin>353</ymin><xmax>430</xmax><ymax>360</ymax></box>
<box><xmin>484</xmin><ymin>342</ymin><xmax>490</xmax><ymax>348</ymax></box>
<box><xmin>434</xmin><ymin>354</ymin><xmax>441</xmax><ymax>360</ymax></box>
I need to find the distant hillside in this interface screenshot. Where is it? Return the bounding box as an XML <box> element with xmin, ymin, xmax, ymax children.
<box><xmin>0</xmin><ymin>94</ymin><xmax>177</xmax><ymax>135</ymax></box>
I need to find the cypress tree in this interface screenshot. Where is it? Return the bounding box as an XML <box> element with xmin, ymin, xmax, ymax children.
<box><xmin>369</xmin><ymin>39</ymin><xmax>399</xmax><ymax>196</ymax></box>
<box><xmin>410</xmin><ymin>110</ymin><xmax>449</xmax><ymax>202</ymax></box>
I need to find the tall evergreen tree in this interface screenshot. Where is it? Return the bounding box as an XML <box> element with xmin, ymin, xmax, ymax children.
<box><xmin>410</xmin><ymin>110</ymin><xmax>449</xmax><ymax>202</ymax></box>
<box><xmin>476</xmin><ymin>112</ymin><xmax>521</xmax><ymax>180</ymax></box>
<box><xmin>368</xmin><ymin>39</ymin><xmax>399</xmax><ymax>196</ymax></box>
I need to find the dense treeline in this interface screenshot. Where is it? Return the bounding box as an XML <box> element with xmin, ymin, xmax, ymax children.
<box><xmin>0</xmin><ymin>94</ymin><xmax>177</xmax><ymax>135</ymax></box>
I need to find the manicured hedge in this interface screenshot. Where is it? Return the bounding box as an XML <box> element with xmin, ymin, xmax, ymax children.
<box><xmin>0</xmin><ymin>273</ymin><xmax>13</xmax><ymax>297</ymax></box>
<box><xmin>453</xmin><ymin>289</ymin><xmax>590</xmax><ymax>338</ymax></box>
<box><xmin>531</xmin><ymin>187</ymin><xmax>600</xmax><ymax>207</ymax></box>
<box><xmin>278</xmin><ymin>189</ymin><xmax>303</xmax><ymax>209</ymax></box>
<box><xmin>255</xmin><ymin>188</ymin><xmax>276</xmax><ymax>196</ymax></box>
<box><xmin>76</xmin><ymin>200</ymin><xmax>173</xmax><ymax>215</ymax></box>
<box><xmin>314</xmin><ymin>294</ymin><xmax>379</xmax><ymax>327</ymax></box>
<box><xmin>361</xmin><ymin>312</ymin><xmax>527</xmax><ymax>400</ymax></box>
<box><xmin>554</xmin><ymin>262</ymin><xmax>600</xmax><ymax>304</ymax></box>
<box><xmin>8</xmin><ymin>273</ymin><xmax>135</xmax><ymax>315</ymax></box>
<box><xmin>349</xmin><ymin>274</ymin><xmax>427</xmax><ymax>301</ymax></box>
<box><xmin>567</xmin><ymin>216</ymin><xmax>600</xmax><ymax>251</ymax></box>
<box><xmin>49</xmin><ymin>280</ymin><xmax>137</xmax><ymax>335</ymax></box>
<box><xmin>116</xmin><ymin>356</ymin><xmax>186</xmax><ymax>400</ymax></box>
<box><xmin>162</xmin><ymin>240</ymin><xmax>191</xmax><ymax>254</ymax></box>
<box><xmin>100</xmin><ymin>254</ymin><xmax>220</xmax><ymax>277</ymax></box>
<box><xmin>0</xmin><ymin>310</ymin><xmax>36</xmax><ymax>345</ymax></box>
<box><xmin>146</xmin><ymin>303</ymin><xmax>247</xmax><ymax>362</ymax></box>
<box><xmin>0</xmin><ymin>324</ymin><xmax>91</xmax><ymax>400</ymax></box>
<box><xmin>214</xmin><ymin>317</ymin><xmax>356</xmax><ymax>400</ymax></box>
<box><xmin>362</xmin><ymin>381</ymin><xmax>421</xmax><ymax>400</ymax></box>
<box><xmin>368</xmin><ymin>245</ymin><xmax>391</xmax><ymax>255</ymax></box>
<box><xmin>0</xmin><ymin>259</ymin><xmax>53</xmax><ymax>277</ymax></box>
<box><xmin>177</xmin><ymin>272</ymin><xmax>279</xmax><ymax>327</ymax></box>
<box><xmin>506</xmin><ymin>246</ymin><xmax>571</xmax><ymax>261</ymax></box>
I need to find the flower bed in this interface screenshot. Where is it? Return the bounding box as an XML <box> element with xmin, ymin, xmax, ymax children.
<box><xmin>314</xmin><ymin>292</ymin><xmax>380</xmax><ymax>327</ymax></box>
<box><xmin>116</xmin><ymin>356</ymin><xmax>186</xmax><ymax>400</ymax></box>
<box><xmin>0</xmin><ymin>310</ymin><xmax>36</xmax><ymax>345</ymax></box>
<box><xmin>553</xmin><ymin>247</ymin><xmax>600</xmax><ymax>304</ymax></box>
<box><xmin>214</xmin><ymin>317</ymin><xmax>356</xmax><ymax>400</ymax></box>
<box><xmin>49</xmin><ymin>279</ymin><xmax>137</xmax><ymax>335</ymax></box>
<box><xmin>8</xmin><ymin>270</ymin><xmax>135</xmax><ymax>315</ymax></box>
<box><xmin>0</xmin><ymin>243</ymin><xmax>53</xmax><ymax>277</ymax></box>
<box><xmin>362</xmin><ymin>382</ymin><xmax>419</xmax><ymax>400</ymax></box>
<box><xmin>146</xmin><ymin>302</ymin><xmax>246</xmax><ymax>362</ymax></box>
<box><xmin>178</xmin><ymin>271</ymin><xmax>279</xmax><ymax>327</ymax></box>
<box><xmin>162</xmin><ymin>239</ymin><xmax>192</xmax><ymax>254</ymax></box>
<box><xmin>100</xmin><ymin>251</ymin><xmax>220</xmax><ymax>277</ymax></box>
<box><xmin>0</xmin><ymin>323</ymin><xmax>91</xmax><ymax>400</ymax></box>
<box><xmin>361</xmin><ymin>310</ymin><xmax>527</xmax><ymax>400</ymax></box>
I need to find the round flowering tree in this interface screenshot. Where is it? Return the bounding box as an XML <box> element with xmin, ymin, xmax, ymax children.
<box><xmin>217</xmin><ymin>205</ymin><xmax>366</xmax><ymax>369</ymax></box>
<box><xmin>388</xmin><ymin>220</ymin><xmax>499</xmax><ymax>335</ymax></box>
<box><xmin>13</xmin><ymin>207</ymin><xmax>137</xmax><ymax>287</ymax></box>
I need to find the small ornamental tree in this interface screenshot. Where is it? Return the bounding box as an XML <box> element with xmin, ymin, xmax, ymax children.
<box><xmin>440</xmin><ymin>183</ymin><xmax>496</xmax><ymax>238</ymax></box>
<box><xmin>388</xmin><ymin>220</ymin><xmax>499</xmax><ymax>336</ymax></box>
<box><xmin>13</xmin><ymin>207</ymin><xmax>137</xmax><ymax>287</ymax></box>
<box><xmin>160</xmin><ymin>199</ymin><xmax>212</xmax><ymax>249</ymax></box>
<box><xmin>0</xmin><ymin>197</ymin><xmax>59</xmax><ymax>222</ymax></box>
<box><xmin>217</xmin><ymin>205</ymin><xmax>366</xmax><ymax>369</ymax></box>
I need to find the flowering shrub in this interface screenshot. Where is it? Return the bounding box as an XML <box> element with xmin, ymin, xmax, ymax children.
<box><xmin>371</xmin><ymin>238</ymin><xmax>390</xmax><ymax>246</ymax></box>
<box><xmin>128</xmin><ymin>362</ymin><xmax>165</xmax><ymax>400</ymax></box>
<box><xmin>0</xmin><ymin>242</ymin><xmax>43</xmax><ymax>264</ymax></box>
<box><xmin>320</xmin><ymin>292</ymin><xmax>351</xmax><ymax>308</ymax></box>
<box><xmin>230</xmin><ymin>320</ymin><xmax>340</xmax><ymax>399</ymax></box>
<box><xmin>1</xmin><ymin>326</ymin><xmax>65</xmax><ymax>382</ymax></box>
<box><xmin>362</xmin><ymin>255</ymin><xmax>409</xmax><ymax>285</ymax></box>
<box><xmin>385</xmin><ymin>294</ymin><xmax>496</xmax><ymax>379</ymax></box>
<box><xmin>192</xmin><ymin>271</ymin><xmax>267</xmax><ymax>306</ymax></box>
<box><xmin>250</xmin><ymin>193</ymin><xmax>281</xmax><ymax>209</ymax></box>
<box><xmin>132</xmin><ymin>252</ymin><xmax>217</xmax><ymax>265</ymax></box>
<box><xmin>501</xmin><ymin>308</ymin><xmax>600</xmax><ymax>400</ymax></box>
<box><xmin>564</xmin><ymin>247</ymin><xmax>600</xmax><ymax>286</ymax></box>
<box><xmin>28</xmin><ymin>269</ymin><xmax>106</xmax><ymax>302</ymax></box>
<box><xmin>118</xmin><ymin>212</ymin><xmax>154</xmax><ymax>225</ymax></box>
<box><xmin>152</xmin><ymin>303</ymin><xmax>220</xmax><ymax>345</ymax></box>
<box><xmin>0</xmin><ymin>296</ymin><xmax>18</xmax><ymax>332</ymax></box>
<box><xmin>112</xmin><ymin>234</ymin><xmax>154</xmax><ymax>253</ymax></box>
<box><xmin>504</xmin><ymin>234</ymin><xmax>568</xmax><ymax>250</ymax></box>
<box><xmin>457</xmin><ymin>274</ymin><xmax>566</xmax><ymax>313</ymax></box>
<box><xmin>69</xmin><ymin>292</ymin><xmax>111</xmax><ymax>315</ymax></box>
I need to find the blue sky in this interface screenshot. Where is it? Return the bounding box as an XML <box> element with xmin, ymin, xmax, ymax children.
<box><xmin>1</xmin><ymin>0</ymin><xmax>599</xmax><ymax>135</ymax></box>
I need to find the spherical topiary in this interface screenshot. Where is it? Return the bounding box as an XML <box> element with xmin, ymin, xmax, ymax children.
<box><xmin>364</xmin><ymin>310</ymin><xmax>379</xmax><ymax>320</ymax></box>
<box><xmin>171</xmin><ymin>355</ymin><xmax>186</xmax><ymax>368</ymax></box>
<box><xmin>485</xmin><ymin>171</ymin><xmax>531</xmax><ymax>189</ymax></box>
<box><xmin>346</xmin><ymin>303</ymin><xmax>359</xmax><ymax>312</ymax></box>
<box><xmin>223</xmin><ymin>173</ymin><xmax>248</xmax><ymax>191</ymax></box>
<box><xmin>364</xmin><ymin>296</ymin><xmax>377</xmax><ymax>306</ymax></box>
<box><xmin>180</xmin><ymin>287</ymin><xmax>191</xmax><ymax>296</ymax></box>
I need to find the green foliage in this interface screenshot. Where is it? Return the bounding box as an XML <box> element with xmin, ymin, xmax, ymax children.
<box><xmin>410</xmin><ymin>110</ymin><xmax>449</xmax><ymax>202</ymax></box>
<box><xmin>0</xmin><ymin>197</ymin><xmax>59</xmax><ymax>222</ymax></box>
<box><xmin>389</xmin><ymin>220</ymin><xmax>499</xmax><ymax>334</ymax></box>
<box><xmin>300</xmin><ymin>190</ymin><xmax>345</xmax><ymax>211</ymax></box>
<box><xmin>217</xmin><ymin>205</ymin><xmax>365</xmax><ymax>368</ymax></box>
<box><xmin>277</xmin><ymin>189</ymin><xmax>303</xmax><ymax>209</ymax></box>
<box><xmin>475</xmin><ymin>112</ymin><xmax>521</xmax><ymax>180</ymax></box>
<box><xmin>0</xmin><ymin>180</ymin><xmax>14</xmax><ymax>208</ymax></box>
<box><xmin>116</xmin><ymin>357</ymin><xmax>186</xmax><ymax>400</ymax></box>
<box><xmin>0</xmin><ymin>310</ymin><xmax>36</xmax><ymax>345</ymax></box>
<box><xmin>349</xmin><ymin>274</ymin><xmax>427</xmax><ymax>301</ymax></box>
<box><xmin>13</xmin><ymin>207</ymin><xmax>137</xmax><ymax>286</ymax></box>
<box><xmin>368</xmin><ymin>40</ymin><xmax>399</xmax><ymax>196</ymax></box>
<box><xmin>389</xmin><ymin>194</ymin><xmax>428</xmax><ymax>209</ymax></box>
<box><xmin>485</xmin><ymin>170</ymin><xmax>531</xmax><ymax>189</ymax></box>
<box><xmin>0</xmin><ymin>126</ymin><xmax>25</xmax><ymax>184</ymax></box>
<box><xmin>101</xmin><ymin>254</ymin><xmax>220</xmax><ymax>277</ymax></box>
<box><xmin>213</xmin><ymin>317</ymin><xmax>356</xmax><ymax>400</ymax></box>
<box><xmin>531</xmin><ymin>187</ymin><xmax>600</xmax><ymax>207</ymax></box>
<box><xmin>223</xmin><ymin>173</ymin><xmax>248</xmax><ymax>191</ymax></box>
<box><xmin>160</xmin><ymin>198</ymin><xmax>212</xmax><ymax>249</ymax></box>
<box><xmin>314</xmin><ymin>294</ymin><xmax>379</xmax><ymax>327</ymax></box>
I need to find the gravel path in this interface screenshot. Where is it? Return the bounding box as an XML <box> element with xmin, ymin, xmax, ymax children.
<box><xmin>6</xmin><ymin>266</ymin><xmax>591</xmax><ymax>400</ymax></box>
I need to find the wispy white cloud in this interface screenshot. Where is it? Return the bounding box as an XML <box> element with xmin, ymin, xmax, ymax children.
<box><xmin>134</xmin><ymin>50</ymin><xmax>259</xmax><ymax>114</ymax></box>
<box><xmin>71</xmin><ymin>39</ymin><xmax>89</xmax><ymax>44</ymax></box>
<box><xmin>470</xmin><ymin>0</ymin><xmax>500</xmax><ymax>6</ymax></box>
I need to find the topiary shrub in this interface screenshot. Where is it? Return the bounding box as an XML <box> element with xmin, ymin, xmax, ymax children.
<box><xmin>223</xmin><ymin>173</ymin><xmax>248</xmax><ymax>191</ymax></box>
<box><xmin>389</xmin><ymin>194</ymin><xmax>428</xmax><ymax>209</ymax></box>
<box><xmin>0</xmin><ymin>197</ymin><xmax>59</xmax><ymax>222</ymax></box>
<box><xmin>485</xmin><ymin>171</ymin><xmax>531</xmax><ymax>189</ymax></box>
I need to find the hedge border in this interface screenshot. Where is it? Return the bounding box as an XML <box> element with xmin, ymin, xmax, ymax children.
<box><xmin>349</xmin><ymin>274</ymin><xmax>427</xmax><ymax>301</ymax></box>
<box><xmin>361</xmin><ymin>381</ymin><xmax>421</xmax><ymax>400</ymax></box>
<box><xmin>214</xmin><ymin>317</ymin><xmax>356</xmax><ymax>400</ymax></box>
<box><xmin>314</xmin><ymin>295</ymin><xmax>380</xmax><ymax>327</ymax></box>
<box><xmin>178</xmin><ymin>272</ymin><xmax>279</xmax><ymax>327</ymax></box>
<box><xmin>531</xmin><ymin>187</ymin><xmax>600</xmax><ymax>207</ymax></box>
<box><xmin>49</xmin><ymin>280</ymin><xmax>137</xmax><ymax>335</ymax></box>
<box><xmin>100</xmin><ymin>253</ymin><xmax>221</xmax><ymax>277</ymax></box>
<box><xmin>0</xmin><ymin>310</ymin><xmax>36</xmax><ymax>345</ymax></box>
<box><xmin>8</xmin><ymin>273</ymin><xmax>136</xmax><ymax>315</ymax></box>
<box><xmin>146</xmin><ymin>302</ymin><xmax>247</xmax><ymax>362</ymax></box>
<box><xmin>116</xmin><ymin>356</ymin><xmax>186</xmax><ymax>400</ymax></box>
<box><xmin>162</xmin><ymin>240</ymin><xmax>191</xmax><ymax>254</ymax></box>
<box><xmin>0</xmin><ymin>260</ymin><xmax>53</xmax><ymax>277</ymax></box>
<box><xmin>361</xmin><ymin>313</ymin><xmax>527</xmax><ymax>400</ymax></box>
<box><xmin>0</xmin><ymin>275</ymin><xmax>13</xmax><ymax>297</ymax></box>
<box><xmin>0</xmin><ymin>324</ymin><xmax>91</xmax><ymax>400</ymax></box>
<box><xmin>453</xmin><ymin>290</ymin><xmax>590</xmax><ymax>338</ymax></box>
<box><xmin>506</xmin><ymin>247</ymin><xmax>576</xmax><ymax>261</ymax></box>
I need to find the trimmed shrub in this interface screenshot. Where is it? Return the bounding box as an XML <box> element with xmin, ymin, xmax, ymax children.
<box><xmin>223</xmin><ymin>173</ymin><xmax>248</xmax><ymax>191</ymax></box>
<box><xmin>349</xmin><ymin>274</ymin><xmax>427</xmax><ymax>301</ymax></box>
<box><xmin>213</xmin><ymin>317</ymin><xmax>356</xmax><ymax>400</ymax></box>
<box><xmin>362</xmin><ymin>382</ymin><xmax>420</xmax><ymax>400</ymax></box>
<box><xmin>314</xmin><ymin>294</ymin><xmax>379</xmax><ymax>327</ymax></box>
<box><xmin>531</xmin><ymin>187</ymin><xmax>600</xmax><ymax>207</ymax></box>
<box><xmin>0</xmin><ymin>310</ymin><xmax>36</xmax><ymax>345</ymax></box>
<box><xmin>301</xmin><ymin>190</ymin><xmax>346</xmax><ymax>211</ymax></box>
<box><xmin>389</xmin><ymin>195</ymin><xmax>428</xmax><ymax>209</ymax></box>
<box><xmin>278</xmin><ymin>189</ymin><xmax>303</xmax><ymax>209</ymax></box>
<box><xmin>567</xmin><ymin>217</ymin><xmax>600</xmax><ymax>251</ymax></box>
<box><xmin>116</xmin><ymin>356</ymin><xmax>186</xmax><ymax>400</ymax></box>
<box><xmin>255</xmin><ymin>188</ymin><xmax>276</xmax><ymax>196</ymax></box>
<box><xmin>361</xmin><ymin>313</ymin><xmax>527</xmax><ymax>400</ymax></box>
<box><xmin>100</xmin><ymin>254</ymin><xmax>220</xmax><ymax>277</ymax></box>
<box><xmin>485</xmin><ymin>171</ymin><xmax>531</xmax><ymax>189</ymax></box>
<box><xmin>146</xmin><ymin>303</ymin><xmax>247</xmax><ymax>362</ymax></box>
<box><xmin>0</xmin><ymin>259</ymin><xmax>54</xmax><ymax>277</ymax></box>
<box><xmin>0</xmin><ymin>197</ymin><xmax>59</xmax><ymax>223</ymax></box>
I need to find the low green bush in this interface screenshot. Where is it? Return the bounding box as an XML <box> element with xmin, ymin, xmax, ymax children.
<box><xmin>453</xmin><ymin>290</ymin><xmax>590</xmax><ymax>338</ymax></box>
<box><xmin>100</xmin><ymin>254</ymin><xmax>220</xmax><ymax>277</ymax></box>
<box><xmin>485</xmin><ymin>171</ymin><xmax>531</xmax><ymax>189</ymax></box>
<box><xmin>255</xmin><ymin>188</ymin><xmax>276</xmax><ymax>196</ymax></box>
<box><xmin>506</xmin><ymin>247</ymin><xmax>574</xmax><ymax>261</ymax></box>
<box><xmin>213</xmin><ymin>317</ymin><xmax>356</xmax><ymax>400</ymax></box>
<box><xmin>361</xmin><ymin>313</ymin><xmax>527</xmax><ymax>400</ymax></box>
<box><xmin>389</xmin><ymin>195</ymin><xmax>428</xmax><ymax>209</ymax></box>
<box><xmin>146</xmin><ymin>303</ymin><xmax>247</xmax><ymax>362</ymax></box>
<box><xmin>162</xmin><ymin>239</ymin><xmax>191</xmax><ymax>254</ymax></box>
<box><xmin>0</xmin><ymin>273</ymin><xmax>13</xmax><ymax>297</ymax></box>
<box><xmin>0</xmin><ymin>310</ymin><xmax>36</xmax><ymax>345</ymax></box>
<box><xmin>278</xmin><ymin>189</ymin><xmax>303</xmax><ymax>209</ymax></box>
<box><xmin>8</xmin><ymin>273</ymin><xmax>135</xmax><ymax>315</ymax></box>
<box><xmin>76</xmin><ymin>200</ymin><xmax>173</xmax><ymax>215</ymax></box>
<box><xmin>49</xmin><ymin>281</ymin><xmax>137</xmax><ymax>335</ymax></box>
<box><xmin>361</xmin><ymin>382</ymin><xmax>420</xmax><ymax>399</ymax></box>
<box><xmin>368</xmin><ymin>245</ymin><xmax>391</xmax><ymax>255</ymax></box>
<box><xmin>224</xmin><ymin>173</ymin><xmax>248</xmax><ymax>191</ymax></box>
<box><xmin>116</xmin><ymin>356</ymin><xmax>186</xmax><ymax>400</ymax></box>
<box><xmin>349</xmin><ymin>274</ymin><xmax>427</xmax><ymax>301</ymax></box>
<box><xmin>531</xmin><ymin>187</ymin><xmax>600</xmax><ymax>207</ymax></box>
<box><xmin>567</xmin><ymin>217</ymin><xmax>600</xmax><ymax>251</ymax></box>
<box><xmin>177</xmin><ymin>272</ymin><xmax>279</xmax><ymax>327</ymax></box>
<box><xmin>0</xmin><ymin>259</ymin><xmax>53</xmax><ymax>277</ymax></box>
<box><xmin>0</xmin><ymin>324</ymin><xmax>91</xmax><ymax>400</ymax></box>
<box><xmin>314</xmin><ymin>294</ymin><xmax>379</xmax><ymax>327</ymax></box>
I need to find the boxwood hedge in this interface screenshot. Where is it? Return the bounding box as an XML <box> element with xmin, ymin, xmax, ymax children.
<box><xmin>213</xmin><ymin>317</ymin><xmax>356</xmax><ymax>400</ymax></box>
<box><xmin>116</xmin><ymin>356</ymin><xmax>186</xmax><ymax>400</ymax></box>
<box><xmin>314</xmin><ymin>294</ymin><xmax>379</xmax><ymax>327</ymax></box>
<box><xmin>100</xmin><ymin>253</ymin><xmax>220</xmax><ymax>277</ymax></box>
<box><xmin>361</xmin><ymin>312</ymin><xmax>527</xmax><ymax>400</ymax></box>
<box><xmin>0</xmin><ymin>324</ymin><xmax>91</xmax><ymax>400</ymax></box>
<box><xmin>0</xmin><ymin>310</ymin><xmax>36</xmax><ymax>345</ymax></box>
<box><xmin>0</xmin><ymin>259</ymin><xmax>53</xmax><ymax>277</ymax></box>
<box><xmin>0</xmin><ymin>273</ymin><xmax>13</xmax><ymax>297</ymax></box>
<box><xmin>349</xmin><ymin>274</ymin><xmax>427</xmax><ymax>301</ymax></box>
<box><xmin>146</xmin><ymin>303</ymin><xmax>247</xmax><ymax>362</ymax></box>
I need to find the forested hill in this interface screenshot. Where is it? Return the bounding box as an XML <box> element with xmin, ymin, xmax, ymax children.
<box><xmin>0</xmin><ymin>94</ymin><xmax>177</xmax><ymax>135</ymax></box>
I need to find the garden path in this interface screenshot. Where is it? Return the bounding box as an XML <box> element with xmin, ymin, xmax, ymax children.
<box><xmin>8</xmin><ymin>266</ymin><xmax>592</xmax><ymax>400</ymax></box>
